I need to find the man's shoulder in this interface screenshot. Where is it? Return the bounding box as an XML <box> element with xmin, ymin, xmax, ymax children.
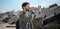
<box><xmin>19</xmin><ymin>11</ymin><xmax>24</xmax><ymax>16</ymax></box>
<box><xmin>20</xmin><ymin>11</ymin><xmax>25</xmax><ymax>14</ymax></box>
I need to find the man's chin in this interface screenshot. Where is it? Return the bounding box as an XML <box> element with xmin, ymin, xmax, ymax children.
<box><xmin>26</xmin><ymin>10</ymin><xmax>29</xmax><ymax>11</ymax></box>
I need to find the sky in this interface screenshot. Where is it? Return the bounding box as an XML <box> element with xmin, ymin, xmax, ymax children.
<box><xmin>0</xmin><ymin>0</ymin><xmax>60</xmax><ymax>13</ymax></box>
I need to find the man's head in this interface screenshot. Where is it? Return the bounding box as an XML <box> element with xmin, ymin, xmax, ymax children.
<box><xmin>22</xmin><ymin>2</ymin><xmax>30</xmax><ymax>11</ymax></box>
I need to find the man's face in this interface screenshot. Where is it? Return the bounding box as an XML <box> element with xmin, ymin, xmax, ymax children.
<box><xmin>24</xmin><ymin>4</ymin><xmax>30</xmax><ymax>11</ymax></box>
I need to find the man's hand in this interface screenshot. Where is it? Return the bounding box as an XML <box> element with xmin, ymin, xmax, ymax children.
<box><xmin>30</xmin><ymin>7</ymin><xmax>37</xmax><ymax>10</ymax></box>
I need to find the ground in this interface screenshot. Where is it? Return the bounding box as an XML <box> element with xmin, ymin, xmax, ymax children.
<box><xmin>0</xmin><ymin>21</ymin><xmax>16</xmax><ymax>29</ymax></box>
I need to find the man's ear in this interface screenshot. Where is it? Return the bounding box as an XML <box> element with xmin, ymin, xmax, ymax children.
<box><xmin>23</xmin><ymin>7</ymin><xmax>25</xmax><ymax>10</ymax></box>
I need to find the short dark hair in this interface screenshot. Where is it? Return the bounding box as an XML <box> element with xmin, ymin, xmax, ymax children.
<box><xmin>22</xmin><ymin>2</ymin><xmax>29</xmax><ymax>9</ymax></box>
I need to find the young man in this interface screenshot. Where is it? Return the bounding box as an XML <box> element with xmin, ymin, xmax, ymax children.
<box><xmin>18</xmin><ymin>2</ymin><xmax>34</xmax><ymax>29</ymax></box>
<box><xmin>17</xmin><ymin>2</ymin><xmax>43</xmax><ymax>29</ymax></box>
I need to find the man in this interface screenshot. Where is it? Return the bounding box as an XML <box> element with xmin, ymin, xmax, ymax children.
<box><xmin>17</xmin><ymin>2</ymin><xmax>43</xmax><ymax>29</ymax></box>
<box><xmin>18</xmin><ymin>2</ymin><xmax>34</xmax><ymax>29</ymax></box>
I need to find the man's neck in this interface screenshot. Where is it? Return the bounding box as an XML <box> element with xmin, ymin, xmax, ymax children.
<box><xmin>23</xmin><ymin>10</ymin><xmax>29</xmax><ymax>16</ymax></box>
